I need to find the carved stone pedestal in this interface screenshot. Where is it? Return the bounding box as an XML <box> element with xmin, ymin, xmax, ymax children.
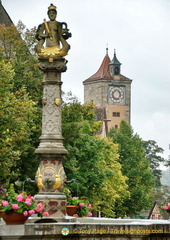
<box><xmin>35</xmin><ymin>57</ymin><xmax>68</xmax><ymax>218</ymax></box>
<box><xmin>35</xmin><ymin>192</ymin><xmax>66</xmax><ymax>218</ymax></box>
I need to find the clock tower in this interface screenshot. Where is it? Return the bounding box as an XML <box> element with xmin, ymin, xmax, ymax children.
<box><xmin>83</xmin><ymin>49</ymin><xmax>132</xmax><ymax>132</ymax></box>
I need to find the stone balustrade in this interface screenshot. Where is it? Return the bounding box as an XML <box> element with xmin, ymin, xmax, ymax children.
<box><xmin>1</xmin><ymin>217</ymin><xmax>170</xmax><ymax>239</ymax></box>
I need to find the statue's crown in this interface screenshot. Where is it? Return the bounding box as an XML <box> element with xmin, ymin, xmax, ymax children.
<box><xmin>48</xmin><ymin>4</ymin><xmax>57</xmax><ymax>11</ymax></box>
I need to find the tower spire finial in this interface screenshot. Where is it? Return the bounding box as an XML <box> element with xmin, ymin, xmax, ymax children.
<box><xmin>106</xmin><ymin>43</ymin><xmax>108</xmax><ymax>55</ymax></box>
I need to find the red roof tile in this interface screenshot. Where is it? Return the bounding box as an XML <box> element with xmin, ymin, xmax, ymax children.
<box><xmin>83</xmin><ymin>54</ymin><xmax>112</xmax><ymax>83</ymax></box>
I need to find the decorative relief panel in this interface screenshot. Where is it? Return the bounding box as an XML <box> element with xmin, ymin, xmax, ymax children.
<box><xmin>36</xmin><ymin>160</ymin><xmax>66</xmax><ymax>193</ymax></box>
<box><xmin>42</xmin><ymin>85</ymin><xmax>61</xmax><ymax>135</ymax></box>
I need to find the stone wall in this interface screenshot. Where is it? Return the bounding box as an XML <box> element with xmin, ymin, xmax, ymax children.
<box><xmin>1</xmin><ymin>218</ymin><xmax>170</xmax><ymax>240</ymax></box>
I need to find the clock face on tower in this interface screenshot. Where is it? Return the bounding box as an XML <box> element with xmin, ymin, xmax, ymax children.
<box><xmin>108</xmin><ymin>86</ymin><xmax>125</xmax><ymax>105</ymax></box>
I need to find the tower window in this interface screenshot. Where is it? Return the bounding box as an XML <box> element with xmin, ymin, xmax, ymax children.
<box><xmin>114</xmin><ymin>67</ymin><xmax>120</xmax><ymax>75</ymax></box>
<box><xmin>115</xmin><ymin>125</ymin><xmax>118</xmax><ymax>129</ymax></box>
<box><xmin>112</xmin><ymin>112</ymin><xmax>120</xmax><ymax>117</ymax></box>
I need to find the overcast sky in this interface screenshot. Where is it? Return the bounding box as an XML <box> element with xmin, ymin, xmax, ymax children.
<box><xmin>2</xmin><ymin>0</ymin><xmax>170</xmax><ymax>162</ymax></box>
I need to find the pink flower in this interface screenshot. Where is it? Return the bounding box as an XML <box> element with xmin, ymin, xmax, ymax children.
<box><xmin>72</xmin><ymin>197</ymin><xmax>78</xmax><ymax>199</ymax></box>
<box><xmin>168</xmin><ymin>203</ymin><xmax>170</xmax><ymax>208</ymax></box>
<box><xmin>12</xmin><ymin>204</ymin><xmax>19</xmax><ymax>209</ymax></box>
<box><xmin>35</xmin><ymin>203</ymin><xmax>44</xmax><ymax>212</ymax></box>
<box><xmin>28</xmin><ymin>210</ymin><xmax>35</xmax><ymax>215</ymax></box>
<box><xmin>36</xmin><ymin>206</ymin><xmax>44</xmax><ymax>212</ymax></box>
<box><xmin>16</xmin><ymin>193</ymin><xmax>24</xmax><ymax>202</ymax></box>
<box><xmin>37</xmin><ymin>203</ymin><xmax>43</xmax><ymax>208</ymax></box>
<box><xmin>42</xmin><ymin>211</ymin><xmax>49</xmax><ymax>217</ymax></box>
<box><xmin>23</xmin><ymin>211</ymin><xmax>28</xmax><ymax>216</ymax></box>
<box><xmin>79</xmin><ymin>203</ymin><xmax>85</xmax><ymax>207</ymax></box>
<box><xmin>73</xmin><ymin>214</ymin><xmax>79</xmax><ymax>217</ymax></box>
<box><xmin>68</xmin><ymin>189</ymin><xmax>71</xmax><ymax>194</ymax></box>
<box><xmin>25</xmin><ymin>198</ymin><xmax>32</xmax><ymax>206</ymax></box>
<box><xmin>163</xmin><ymin>206</ymin><xmax>168</xmax><ymax>210</ymax></box>
<box><xmin>88</xmin><ymin>212</ymin><xmax>93</xmax><ymax>217</ymax></box>
<box><xmin>88</xmin><ymin>204</ymin><xmax>92</xmax><ymax>208</ymax></box>
<box><xmin>2</xmin><ymin>201</ymin><xmax>9</xmax><ymax>206</ymax></box>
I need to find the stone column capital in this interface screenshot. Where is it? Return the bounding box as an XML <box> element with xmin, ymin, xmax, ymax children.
<box><xmin>38</xmin><ymin>57</ymin><xmax>67</xmax><ymax>73</ymax></box>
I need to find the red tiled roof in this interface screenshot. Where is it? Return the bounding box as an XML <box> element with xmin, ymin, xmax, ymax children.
<box><xmin>83</xmin><ymin>54</ymin><xmax>112</xmax><ymax>83</ymax></box>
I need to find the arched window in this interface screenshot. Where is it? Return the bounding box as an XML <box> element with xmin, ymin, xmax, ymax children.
<box><xmin>114</xmin><ymin>66</ymin><xmax>120</xmax><ymax>75</ymax></box>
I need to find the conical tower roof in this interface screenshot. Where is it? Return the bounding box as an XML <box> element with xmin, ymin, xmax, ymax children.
<box><xmin>83</xmin><ymin>48</ymin><xmax>112</xmax><ymax>83</ymax></box>
<box><xmin>109</xmin><ymin>49</ymin><xmax>121</xmax><ymax>66</ymax></box>
<box><xmin>0</xmin><ymin>1</ymin><xmax>13</xmax><ymax>26</ymax></box>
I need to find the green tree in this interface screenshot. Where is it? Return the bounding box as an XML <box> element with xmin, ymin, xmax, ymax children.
<box><xmin>108</xmin><ymin>121</ymin><xmax>155</xmax><ymax>217</ymax></box>
<box><xmin>0</xmin><ymin>60</ymin><xmax>39</xmax><ymax>184</ymax></box>
<box><xmin>0</xmin><ymin>22</ymin><xmax>42</xmax><ymax>190</ymax></box>
<box><xmin>62</xmin><ymin>96</ymin><xmax>102</xmax><ymax>154</ymax></box>
<box><xmin>62</xmin><ymin>100</ymin><xmax>129</xmax><ymax>217</ymax></box>
<box><xmin>0</xmin><ymin>22</ymin><xmax>42</xmax><ymax>103</ymax></box>
<box><xmin>143</xmin><ymin>140</ymin><xmax>165</xmax><ymax>187</ymax></box>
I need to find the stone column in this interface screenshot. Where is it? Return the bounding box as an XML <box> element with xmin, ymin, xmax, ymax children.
<box><xmin>35</xmin><ymin>57</ymin><xmax>68</xmax><ymax>218</ymax></box>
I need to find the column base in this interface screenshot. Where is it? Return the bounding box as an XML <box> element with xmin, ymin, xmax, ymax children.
<box><xmin>34</xmin><ymin>193</ymin><xmax>67</xmax><ymax>218</ymax></box>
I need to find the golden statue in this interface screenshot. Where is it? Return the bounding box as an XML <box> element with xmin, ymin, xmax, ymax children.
<box><xmin>35</xmin><ymin>4</ymin><xmax>71</xmax><ymax>58</ymax></box>
<box><xmin>53</xmin><ymin>167</ymin><xmax>63</xmax><ymax>190</ymax></box>
<box><xmin>37</xmin><ymin>168</ymin><xmax>43</xmax><ymax>189</ymax></box>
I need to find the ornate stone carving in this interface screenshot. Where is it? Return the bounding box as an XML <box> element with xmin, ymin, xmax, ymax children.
<box><xmin>38</xmin><ymin>59</ymin><xmax>67</xmax><ymax>72</ymax></box>
<box><xmin>42</xmin><ymin>85</ymin><xmax>61</xmax><ymax>135</ymax></box>
<box><xmin>35</xmin><ymin>160</ymin><xmax>66</xmax><ymax>193</ymax></box>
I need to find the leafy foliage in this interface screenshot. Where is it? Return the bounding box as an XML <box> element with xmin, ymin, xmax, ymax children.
<box><xmin>0</xmin><ymin>22</ymin><xmax>42</xmax><ymax>103</ymax></box>
<box><xmin>108</xmin><ymin>121</ymin><xmax>155</xmax><ymax>217</ymax></box>
<box><xmin>0</xmin><ymin>60</ymin><xmax>39</xmax><ymax>185</ymax></box>
<box><xmin>0</xmin><ymin>23</ymin><xmax>42</xmax><ymax>191</ymax></box>
<box><xmin>143</xmin><ymin>140</ymin><xmax>165</xmax><ymax>187</ymax></box>
<box><xmin>62</xmin><ymin>100</ymin><xmax>129</xmax><ymax>217</ymax></box>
